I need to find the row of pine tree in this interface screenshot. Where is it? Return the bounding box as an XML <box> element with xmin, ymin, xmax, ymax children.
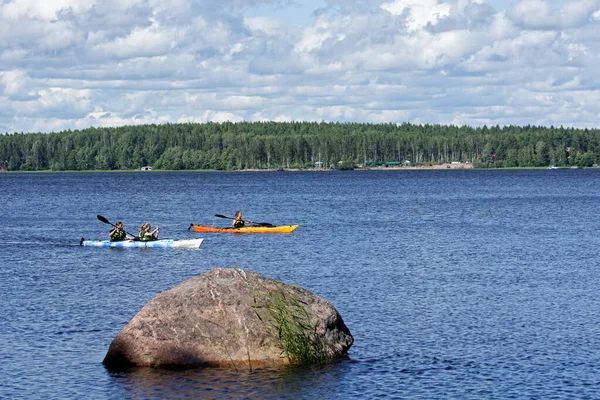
<box><xmin>1</xmin><ymin>122</ymin><xmax>599</xmax><ymax>171</ymax></box>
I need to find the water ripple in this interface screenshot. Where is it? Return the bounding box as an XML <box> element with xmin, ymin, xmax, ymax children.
<box><xmin>3</xmin><ymin>170</ymin><xmax>600</xmax><ymax>399</ymax></box>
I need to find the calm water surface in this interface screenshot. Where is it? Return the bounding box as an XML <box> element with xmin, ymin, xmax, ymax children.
<box><xmin>2</xmin><ymin>170</ymin><xmax>600</xmax><ymax>399</ymax></box>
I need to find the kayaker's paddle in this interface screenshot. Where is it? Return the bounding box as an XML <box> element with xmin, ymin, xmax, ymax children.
<box><xmin>214</xmin><ymin>214</ymin><xmax>275</xmax><ymax>227</ymax></box>
<box><xmin>97</xmin><ymin>215</ymin><xmax>138</xmax><ymax>239</ymax></box>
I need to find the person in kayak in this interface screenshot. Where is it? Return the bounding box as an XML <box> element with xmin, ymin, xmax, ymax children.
<box><xmin>108</xmin><ymin>221</ymin><xmax>134</xmax><ymax>242</ymax></box>
<box><xmin>232</xmin><ymin>211</ymin><xmax>245</xmax><ymax>228</ymax></box>
<box><xmin>139</xmin><ymin>223</ymin><xmax>159</xmax><ymax>241</ymax></box>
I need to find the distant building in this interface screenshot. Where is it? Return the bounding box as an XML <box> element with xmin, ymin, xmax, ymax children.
<box><xmin>141</xmin><ymin>166</ymin><xmax>152</xmax><ymax>171</ymax></box>
<box><xmin>314</xmin><ymin>161</ymin><xmax>323</xmax><ymax>168</ymax></box>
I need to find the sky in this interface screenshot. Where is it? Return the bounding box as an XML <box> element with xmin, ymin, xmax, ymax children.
<box><xmin>0</xmin><ymin>0</ymin><xmax>599</xmax><ymax>134</ymax></box>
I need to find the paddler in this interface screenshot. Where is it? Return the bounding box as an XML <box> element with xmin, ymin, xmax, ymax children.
<box><xmin>232</xmin><ymin>211</ymin><xmax>245</xmax><ymax>228</ymax></box>
<box><xmin>108</xmin><ymin>221</ymin><xmax>134</xmax><ymax>242</ymax></box>
<box><xmin>139</xmin><ymin>222</ymin><xmax>159</xmax><ymax>241</ymax></box>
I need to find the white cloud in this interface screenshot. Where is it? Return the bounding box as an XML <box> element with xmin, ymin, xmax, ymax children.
<box><xmin>200</xmin><ymin>110</ymin><xmax>245</xmax><ymax>123</ymax></box>
<box><xmin>1</xmin><ymin>0</ymin><xmax>600</xmax><ymax>133</ymax></box>
<box><xmin>506</xmin><ymin>0</ymin><xmax>598</xmax><ymax>30</ymax></box>
<box><xmin>92</xmin><ymin>24</ymin><xmax>180</xmax><ymax>59</ymax></box>
<box><xmin>244</xmin><ymin>16</ymin><xmax>283</xmax><ymax>35</ymax></box>
<box><xmin>0</xmin><ymin>0</ymin><xmax>94</xmax><ymax>21</ymax></box>
<box><xmin>16</xmin><ymin>87</ymin><xmax>93</xmax><ymax>116</ymax></box>
<box><xmin>294</xmin><ymin>18</ymin><xmax>337</xmax><ymax>53</ymax></box>
<box><xmin>381</xmin><ymin>0</ymin><xmax>452</xmax><ymax>32</ymax></box>
<box><xmin>1</xmin><ymin>70</ymin><xmax>29</xmax><ymax>96</ymax></box>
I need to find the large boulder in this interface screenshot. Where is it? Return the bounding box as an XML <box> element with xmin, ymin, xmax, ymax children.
<box><xmin>103</xmin><ymin>268</ymin><xmax>353</xmax><ymax>369</ymax></box>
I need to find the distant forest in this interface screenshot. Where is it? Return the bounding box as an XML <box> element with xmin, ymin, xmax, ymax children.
<box><xmin>1</xmin><ymin>122</ymin><xmax>599</xmax><ymax>171</ymax></box>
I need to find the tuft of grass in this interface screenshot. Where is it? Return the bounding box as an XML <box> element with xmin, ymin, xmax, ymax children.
<box><xmin>255</xmin><ymin>288</ymin><xmax>325</xmax><ymax>365</ymax></box>
<box><xmin>234</xmin><ymin>268</ymin><xmax>325</xmax><ymax>365</ymax></box>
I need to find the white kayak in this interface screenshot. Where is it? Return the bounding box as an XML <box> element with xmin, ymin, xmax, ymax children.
<box><xmin>80</xmin><ymin>238</ymin><xmax>204</xmax><ymax>249</ymax></box>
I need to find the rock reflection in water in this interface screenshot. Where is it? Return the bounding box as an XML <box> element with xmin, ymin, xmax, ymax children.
<box><xmin>108</xmin><ymin>362</ymin><xmax>349</xmax><ymax>399</ymax></box>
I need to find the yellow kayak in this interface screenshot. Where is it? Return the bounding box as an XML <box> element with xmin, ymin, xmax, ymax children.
<box><xmin>190</xmin><ymin>224</ymin><xmax>299</xmax><ymax>234</ymax></box>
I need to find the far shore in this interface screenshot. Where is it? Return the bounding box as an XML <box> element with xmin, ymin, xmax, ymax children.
<box><xmin>0</xmin><ymin>162</ymin><xmax>593</xmax><ymax>173</ymax></box>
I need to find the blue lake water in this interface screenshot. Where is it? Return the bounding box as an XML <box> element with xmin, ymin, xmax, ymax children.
<box><xmin>2</xmin><ymin>169</ymin><xmax>600</xmax><ymax>399</ymax></box>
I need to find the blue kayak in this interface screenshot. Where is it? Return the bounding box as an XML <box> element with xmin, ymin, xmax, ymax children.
<box><xmin>80</xmin><ymin>238</ymin><xmax>203</xmax><ymax>249</ymax></box>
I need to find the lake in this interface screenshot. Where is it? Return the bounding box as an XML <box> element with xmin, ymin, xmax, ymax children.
<box><xmin>2</xmin><ymin>169</ymin><xmax>600</xmax><ymax>399</ymax></box>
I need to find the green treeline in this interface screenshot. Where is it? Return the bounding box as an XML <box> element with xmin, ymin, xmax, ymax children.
<box><xmin>1</xmin><ymin>121</ymin><xmax>599</xmax><ymax>171</ymax></box>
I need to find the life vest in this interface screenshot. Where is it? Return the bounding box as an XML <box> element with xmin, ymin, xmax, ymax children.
<box><xmin>110</xmin><ymin>229</ymin><xmax>126</xmax><ymax>242</ymax></box>
<box><xmin>233</xmin><ymin>219</ymin><xmax>245</xmax><ymax>228</ymax></box>
<box><xmin>139</xmin><ymin>230</ymin><xmax>156</xmax><ymax>241</ymax></box>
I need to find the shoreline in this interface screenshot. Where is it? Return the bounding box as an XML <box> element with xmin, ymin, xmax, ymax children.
<box><xmin>0</xmin><ymin>163</ymin><xmax>591</xmax><ymax>173</ymax></box>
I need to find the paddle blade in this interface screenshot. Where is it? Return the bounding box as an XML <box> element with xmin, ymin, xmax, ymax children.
<box><xmin>97</xmin><ymin>215</ymin><xmax>110</xmax><ymax>224</ymax></box>
<box><xmin>215</xmin><ymin>214</ymin><xmax>231</xmax><ymax>219</ymax></box>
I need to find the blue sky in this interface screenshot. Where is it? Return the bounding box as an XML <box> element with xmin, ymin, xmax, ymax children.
<box><xmin>0</xmin><ymin>0</ymin><xmax>598</xmax><ymax>133</ymax></box>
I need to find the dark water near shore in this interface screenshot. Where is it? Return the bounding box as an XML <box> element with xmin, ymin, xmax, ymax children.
<box><xmin>2</xmin><ymin>169</ymin><xmax>600</xmax><ymax>399</ymax></box>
